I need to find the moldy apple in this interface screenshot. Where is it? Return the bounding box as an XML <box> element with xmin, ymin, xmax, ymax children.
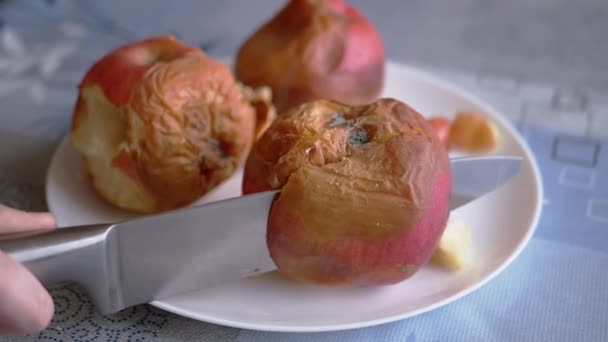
<box><xmin>71</xmin><ymin>36</ymin><xmax>273</xmax><ymax>213</ymax></box>
<box><xmin>243</xmin><ymin>98</ymin><xmax>451</xmax><ymax>286</ymax></box>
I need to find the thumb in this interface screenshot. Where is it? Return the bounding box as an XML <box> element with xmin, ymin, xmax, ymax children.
<box><xmin>0</xmin><ymin>251</ymin><xmax>54</xmax><ymax>335</ymax></box>
<box><xmin>0</xmin><ymin>205</ymin><xmax>56</xmax><ymax>234</ymax></box>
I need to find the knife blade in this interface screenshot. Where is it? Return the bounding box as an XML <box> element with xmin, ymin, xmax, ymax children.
<box><xmin>449</xmin><ymin>155</ymin><xmax>523</xmax><ymax>209</ymax></box>
<box><xmin>0</xmin><ymin>155</ymin><xmax>522</xmax><ymax>315</ymax></box>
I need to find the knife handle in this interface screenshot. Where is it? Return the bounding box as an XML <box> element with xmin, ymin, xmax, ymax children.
<box><xmin>0</xmin><ymin>224</ymin><xmax>119</xmax><ymax>314</ymax></box>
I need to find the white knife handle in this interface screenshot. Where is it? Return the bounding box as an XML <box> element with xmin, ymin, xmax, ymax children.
<box><xmin>0</xmin><ymin>224</ymin><xmax>119</xmax><ymax>315</ymax></box>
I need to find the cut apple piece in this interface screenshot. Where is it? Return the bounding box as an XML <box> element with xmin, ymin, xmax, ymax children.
<box><xmin>448</xmin><ymin>111</ymin><xmax>500</xmax><ymax>153</ymax></box>
<box><xmin>431</xmin><ymin>219</ymin><xmax>472</xmax><ymax>270</ymax></box>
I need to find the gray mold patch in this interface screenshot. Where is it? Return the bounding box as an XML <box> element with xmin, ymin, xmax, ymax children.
<box><xmin>328</xmin><ymin>112</ymin><xmax>355</xmax><ymax>128</ymax></box>
<box><xmin>349</xmin><ymin>128</ymin><xmax>368</xmax><ymax>145</ymax></box>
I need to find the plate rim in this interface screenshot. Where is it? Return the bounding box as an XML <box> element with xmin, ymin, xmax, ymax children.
<box><xmin>45</xmin><ymin>60</ymin><xmax>544</xmax><ymax>333</ymax></box>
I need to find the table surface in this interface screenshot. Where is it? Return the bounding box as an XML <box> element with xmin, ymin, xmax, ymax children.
<box><xmin>0</xmin><ymin>1</ymin><xmax>606</xmax><ymax>341</ymax></box>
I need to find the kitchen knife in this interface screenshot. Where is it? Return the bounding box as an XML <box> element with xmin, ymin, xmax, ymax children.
<box><xmin>0</xmin><ymin>155</ymin><xmax>522</xmax><ymax>315</ymax></box>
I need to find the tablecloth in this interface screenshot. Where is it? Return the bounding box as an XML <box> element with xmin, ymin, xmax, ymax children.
<box><xmin>0</xmin><ymin>1</ymin><xmax>606</xmax><ymax>341</ymax></box>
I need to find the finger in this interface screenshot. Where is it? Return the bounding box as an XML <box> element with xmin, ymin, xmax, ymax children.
<box><xmin>0</xmin><ymin>205</ymin><xmax>56</xmax><ymax>234</ymax></box>
<box><xmin>0</xmin><ymin>251</ymin><xmax>54</xmax><ymax>335</ymax></box>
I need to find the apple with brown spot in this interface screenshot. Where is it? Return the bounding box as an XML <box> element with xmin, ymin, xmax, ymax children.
<box><xmin>71</xmin><ymin>36</ymin><xmax>270</xmax><ymax>213</ymax></box>
<box><xmin>243</xmin><ymin>98</ymin><xmax>451</xmax><ymax>286</ymax></box>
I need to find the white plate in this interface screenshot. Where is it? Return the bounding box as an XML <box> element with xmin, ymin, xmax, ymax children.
<box><xmin>46</xmin><ymin>61</ymin><xmax>543</xmax><ymax>332</ymax></box>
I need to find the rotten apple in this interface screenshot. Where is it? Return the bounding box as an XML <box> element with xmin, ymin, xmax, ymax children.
<box><xmin>71</xmin><ymin>35</ymin><xmax>273</xmax><ymax>213</ymax></box>
<box><xmin>235</xmin><ymin>0</ymin><xmax>385</xmax><ymax>114</ymax></box>
<box><xmin>243</xmin><ymin>98</ymin><xmax>451</xmax><ymax>286</ymax></box>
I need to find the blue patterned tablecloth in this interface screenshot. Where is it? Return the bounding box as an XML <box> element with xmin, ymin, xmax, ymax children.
<box><xmin>0</xmin><ymin>1</ymin><xmax>606</xmax><ymax>341</ymax></box>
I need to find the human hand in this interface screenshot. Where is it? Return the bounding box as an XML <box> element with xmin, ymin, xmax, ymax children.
<box><xmin>0</xmin><ymin>204</ymin><xmax>56</xmax><ymax>335</ymax></box>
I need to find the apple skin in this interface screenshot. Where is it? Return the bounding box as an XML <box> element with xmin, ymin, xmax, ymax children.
<box><xmin>77</xmin><ymin>36</ymin><xmax>200</xmax><ymax>108</ymax></box>
<box><xmin>243</xmin><ymin>98</ymin><xmax>451</xmax><ymax>286</ymax></box>
<box><xmin>427</xmin><ymin>116</ymin><xmax>451</xmax><ymax>147</ymax></box>
<box><xmin>235</xmin><ymin>0</ymin><xmax>385</xmax><ymax>114</ymax></box>
<box><xmin>71</xmin><ymin>36</ymin><xmax>258</xmax><ymax>213</ymax></box>
<box><xmin>266</xmin><ymin>165</ymin><xmax>451</xmax><ymax>285</ymax></box>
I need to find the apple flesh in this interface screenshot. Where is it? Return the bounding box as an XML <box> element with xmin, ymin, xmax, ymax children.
<box><xmin>243</xmin><ymin>98</ymin><xmax>451</xmax><ymax>286</ymax></box>
<box><xmin>430</xmin><ymin>219</ymin><xmax>472</xmax><ymax>270</ymax></box>
<box><xmin>235</xmin><ymin>0</ymin><xmax>385</xmax><ymax>114</ymax></box>
<box><xmin>448</xmin><ymin>111</ymin><xmax>500</xmax><ymax>153</ymax></box>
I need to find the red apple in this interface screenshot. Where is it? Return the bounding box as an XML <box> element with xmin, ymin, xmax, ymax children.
<box><xmin>243</xmin><ymin>98</ymin><xmax>451</xmax><ymax>286</ymax></box>
<box><xmin>235</xmin><ymin>0</ymin><xmax>385</xmax><ymax>114</ymax></box>
<box><xmin>71</xmin><ymin>35</ymin><xmax>265</xmax><ymax>213</ymax></box>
